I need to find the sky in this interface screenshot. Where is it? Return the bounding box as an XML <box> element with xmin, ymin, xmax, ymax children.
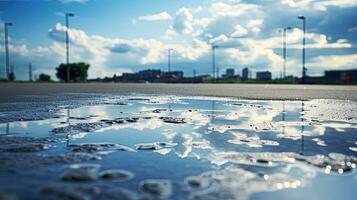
<box><xmin>0</xmin><ymin>0</ymin><xmax>357</xmax><ymax>80</ymax></box>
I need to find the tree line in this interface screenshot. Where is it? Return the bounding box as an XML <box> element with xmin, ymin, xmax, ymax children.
<box><xmin>37</xmin><ymin>62</ymin><xmax>90</xmax><ymax>82</ymax></box>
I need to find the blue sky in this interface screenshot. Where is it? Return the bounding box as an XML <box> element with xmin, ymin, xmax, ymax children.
<box><xmin>0</xmin><ymin>0</ymin><xmax>356</xmax><ymax>80</ymax></box>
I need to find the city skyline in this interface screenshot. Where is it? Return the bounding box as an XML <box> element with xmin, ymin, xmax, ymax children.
<box><xmin>0</xmin><ymin>0</ymin><xmax>357</xmax><ymax>80</ymax></box>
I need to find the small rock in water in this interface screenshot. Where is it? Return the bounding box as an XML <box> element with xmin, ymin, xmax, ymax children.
<box><xmin>70</xmin><ymin>116</ymin><xmax>91</xmax><ymax>120</ymax></box>
<box><xmin>256</xmin><ymin>158</ymin><xmax>271</xmax><ymax>164</ymax></box>
<box><xmin>135</xmin><ymin>143</ymin><xmax>157</xmax><ymax>150</ymax></box>
<box><xmin>100</xmin><ymin>118</ymin><xmax>126</xmax><ymax>124</ymax></box>
<box><xmin>68</xmin><ymin>143</ymin><xmax>125</xmax><ymax>153</ymax></box>
<box><xmin>0</xmin><ymin>190</ymin><xmax>17</xmax><ymax>200</ymax></box>
<box><xmin>157</xmin><ymin>142</ymin><xmax>177</xmax><ymax>148</ymax></box>
<box><xmin>152</xmin><ymin>109</ymin><xmax>167</xmax><ymax>113</ymax></box>
<box><xmin>3</xmin><ymin>143</ymin><xmax>49</xmax><ymax>152</ymax></box>
<box><xmin>114</xmin><ymin>118</ymin><xmax>126</xmax><ymax>123</ymax></box>
<box><xmin>61</xmin><ymin>163</ymin><xmax>101</xmax><ymax>181</ymax></box>
<box><xmin>140</xmin><ymin>179</ymin><xmax>172</xmax><ymax>198</ymax></box>
<box><xmin>127</xmin><ymin>98</ymin><xmax>150</xmax><ymax>101</ymax></box>
<box><xmin>161</xmin><ymin>117</ymin><xmax>186</xmax><ymax>124</ymax></box>
<box><xmin>99</xmin><ymin>169</ymin><xmax>134</xmax><ymax>181</ymax></box>
<box><xmin>185</xmin><ymin>176</ymin><xmax>209</xmax><ymax>188</ymax></box>
<box><xmin>250</xmin><ymin>121</ymin><xmax>274</xmax><ymax>131</ymax></box>
<box><xmin>135</xmin><ymin>142</ymin><xmax>177</xmax><ymax>150</ymax></box>
<box><xmin>116</xmin><ymin>144</ymin><xmax>136</xmax><ymax>152</ymax></box>
<box><xmin>0</xmin><ymin>136</ymin><xmax>51</xmax><ymax>145</ymax></box>
<box><xmin>100</xmin><ymin>119</ymin><xmax>117</xmax><ymax>125</ymax></box>
<box><xmin>38</xmin><ymin>184</ymin><xmax>99</xmax><ymax>200</ymax></box>
<box><xmin>99</xmin><ymin>188</ymin><xmax>140</xmax><ymax>200</ymax></box>
<box><xmin>52</xmin><ymin>122</ymin><xmax>110</xmax><ymax>134</ymax></box>
<box><xmin>69</xmin><ymin>144</ymin><xmax>100</xmax><ymax>153</ymax></box>
<box><xmin>126</xmin><ymin>116</ymin><xmax>139</xmax><ymax>123</ymax></box>
<box><xmin>68</xmin><ymin>142</ymin><xmax>134</xmax><ymax>153</ymax></box>
<box><xmin>104</xmin><ymin>101</ymin><xmax>128</xmax><ymax>105</ymax></box>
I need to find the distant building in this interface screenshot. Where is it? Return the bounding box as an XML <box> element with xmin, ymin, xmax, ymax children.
<box><xmin>284</xmin><ymin>75</ymin><xmax>298</xmax><ymax>82</ymax></box>
<box><xmin>304</xmin><ymin>76</ymin><xmax>324</xmax><ymax>84</ymax></box>
<box><xmin>222</xmin><ymin>68</ymin><xmax>239</xmax><ymax>80</ymax></box>
<box><xmin>242</xmin><ymin>67</ymin><xmax>249</xmax><ymax>80</ymax></box>
<box><xmin>104</xmin><ymin>69</ymin><xmax>188</xmax><ymax>83</ymax></box>
<box><xmin>325</xmin><ymin>69</ymin><xmax>357</xmax><ymax>83</ymax></box>
<box><xmin>193</xmin><ymin>74</ymin><xmax>211</xmax><ymax>83</ymax></box>
<box><xmin>256</xmin><ymin>71</ymin><xmax>272</xmax><ymax>80</ymax></box>
<box><xmin>162</xmin><ymin>71</ymin><xmax>183</xmax><ymax>79</ymax></box>
<box><xmin>226</xmin><ymin>69</ymin><xmax>235</xmax><ymax>77</ymax></box>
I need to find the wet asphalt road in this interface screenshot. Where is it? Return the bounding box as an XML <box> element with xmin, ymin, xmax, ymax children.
<box><xmin>0</xmin><ymin>83</ymin><xmax>356</xmax><ymax>102</ymax></box>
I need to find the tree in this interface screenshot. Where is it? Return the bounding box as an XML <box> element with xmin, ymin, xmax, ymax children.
<box><xmin>8</xmin><ymin>73</ymin><xmax>15</xmax><ymax>81</ymax></box>
<box><xmin>38</xmin><ymin>73</ymin><xmax>51</xmax><ymax>82</ymax></box>
<box><xmin>56</xmin><ymin>62</ymin><xmax>90</xmax><ymax>82</ymax></box>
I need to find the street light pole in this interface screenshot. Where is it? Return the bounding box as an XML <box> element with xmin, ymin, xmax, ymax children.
<box><xmin>29</xmin><ymin>63</ymin><xmax>33</xmax><ymax>82</ymax></box>
<box><xmin>212</xmin><ymin>45</ymin><xmax>218</xmax><ymax>81</ymax></box>
<box><xmin>168</xmin><ymin>48</ymin><xmax>173</xmax><ymax>72</ymax></box>
<box><xmin>210</xmin><ymin>37</ymin><xmax>243</xmax><ymax>81</ymax></box>
<box><xmin>4</xmin><ymin>22</ymin><xmax>13</xmax><ymax>80</ymax></box>
<box><xmin>65</xmin><ymin>13</ymin><xmax>74</xmax><ymax>82</ymax></box>
<box><xmin>280</xmin><ymin>27</ymin><xmax>292</xmax><ymax>79</ymax></box>
<box><xmin>298</xmin><ymin>16</ymin><xmax>306</xmax><ymax>83</ymax></box>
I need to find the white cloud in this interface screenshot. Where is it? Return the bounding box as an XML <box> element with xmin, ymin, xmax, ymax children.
<box><xmin>309</xmin><ymin>54</ymin><xmax>357</xmax><ymax>69</ymax></box>
<box><xmin>136</xmin><ymin>12</ymin><xmax>172</xmax><ymax>21</ymax></box>
<box><xmin>225</xmin><ymin>46</ymin><xmax>283</xmax><ymax>75</ymax></box>
<box><xmin>163</xmin><ymin>26</ymin><xmax>178</xmax><ymax>39</ymax></box>
<box><xmin>211</xmin><ymin>2</ymin><xmax>261</xmax><ymax>17</ymax></box>
<box><xmin>173</xmin><ymin>8</ymin><xmax>194</xmax><ymax>34</ymax></box>
<box><xmin>231</xmin><ymin>24</ymin><xmax>248</xmax><ymax>37</ymax></box>
<box><xmin>280</xmin><ymin>0</ymin><xmax>357</xmax><ymax>10</ymax></box>
<box><xmin>314</xmin><ymin>0</ymin><xmax>357</xmax><ymax>11</ymax></box>
<box><xmin>246</xmin><ymin>19</ymin><xmax>264</xmax><ymax>34</ymax></box>
<box><xmin>46</xmin><ymin>23</ymin><xmax>212</xmax><ymax>77</ymax></box>
<box><xmin>286</xmin><ymin>28</ymin><xmax>352</xmax><ymax>49</ymax></box>
<box><xmin>171</xmin><ymin>39</ymin><xmax>211</xmax><ymax>61</ymax></box>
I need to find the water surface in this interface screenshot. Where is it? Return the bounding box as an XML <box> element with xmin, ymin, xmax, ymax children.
<box><xmin>0</xmin><ymin>95</ymin><xmax>356</xmax><ymax>200</ymax></box>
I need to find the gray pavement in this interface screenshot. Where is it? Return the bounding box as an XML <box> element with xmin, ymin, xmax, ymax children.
<box><xmin>0</xmin><ymin>83</ymin><xmax>356</xmax><ymax>102</ymax></box>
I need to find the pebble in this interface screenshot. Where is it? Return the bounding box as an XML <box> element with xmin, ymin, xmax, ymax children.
<box><xmin>99</xmin><ymin>169</ymin><xmax>134</xmax><ymax>181</ymax></box>
<box><xmin>3</xmin><ymin>143</ymin><xmax>49</xmax><ymax>152</ymax></box>
<box><xmin>140</xmin><ymin>179</ymin><xmax>172</xmax><ymax>198</ymax></box>
<box><xmin>68</xmin><ymin>143</ymin><xmax>135</xmax><ymax>153</ymax></box>
<box><xmin>99</xmin><ymin>188</ymin><xmax>140</xmax><ymax>200</ymax></box>
<box><xmin>38</xmin><ymin>184</ymin><xmax>99</xmax><ymax>200</ymax></box>
<box><xmin>61</xmin><ymin>163</ymin><xmax>101</xmax><ymax>181</ymax></box>
<box><xmin>52</xmin><ymin>122</ymin><xmax>110</xmax><ymax>134</ymax></box>
<box><xmin>185</xmin><ymin>176</ymin><xmax>209</xmax><ymax>188</ymax></box>
<box><xmin>161</xmin><ymin>117</ymin><xmax>186</xmax><ymax>124</ymax></box>
<box><xmin>152</xmin><ymin>109</ymin><xmax>167</xmax><ymax>113</ymax></box>
<box><xmin>135</xmin><ymin>142</ymin><xmax>177</xmax><ymax>151</ymax></box>
<box><xmin>126</xmin><ymin>117</ymin><xmax>139</xmax><ymax>123</ymax></box>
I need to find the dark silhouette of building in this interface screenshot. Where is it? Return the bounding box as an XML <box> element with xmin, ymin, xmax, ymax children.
<box><xmin>256</xmin><ymin>71</ymin><xmax>272</xmax><ymax>80</ymax></box>
<box><xmin>91</xmin><ymin>69</ymin><xmax>210</xmax><ymax>83</ymax></box>
<box><xmin>284</xmin><ymin>75</ymin><xmax>298</xmax><ymax>82</ymax></box>
<box><xmin>226</xmin><ymin>69</ymin><xmax>235</xmax><ymax>77</ymax></box>
<box><xmin>119</xmin><ymin>69</ymin><xmax>165</xmax><ymax>82</ymax></box>
<box><xmin>222</xmin><ymin>68</ymin><xmax>240</xmax><ymax>80</ymax></box>
<box><xmin>325</xmin><ymin>69</ymin><xmax>357</xmax><ymax>83</ymax></box>
<box><xmin>242</xmin><ymin>67</ymin><xmax>249</xmax><ymax>80</ymax></box>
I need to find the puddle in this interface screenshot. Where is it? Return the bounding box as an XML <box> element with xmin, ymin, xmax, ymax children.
<box><xmin>0</xmin><ymin>95</ymin><xmax>356</xmax><ymax>200</ymax></box>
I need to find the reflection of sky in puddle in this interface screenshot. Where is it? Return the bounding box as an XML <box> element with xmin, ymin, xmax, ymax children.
<box><xmin>0</xmin><ymin>95</ymin><xmax>356</xmax><ymax>200</ymax></box>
